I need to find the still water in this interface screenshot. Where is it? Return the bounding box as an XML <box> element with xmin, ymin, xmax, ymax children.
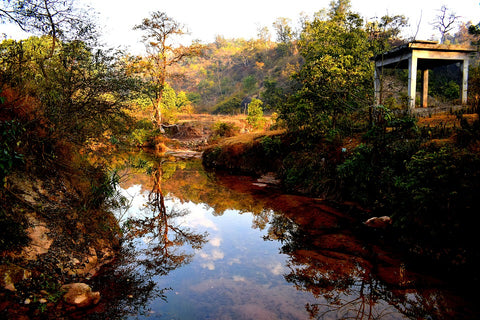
<box><xmin>89</xmin><ymin>151</ymin><xmax>476</xmax><ymax>320</ymax></box>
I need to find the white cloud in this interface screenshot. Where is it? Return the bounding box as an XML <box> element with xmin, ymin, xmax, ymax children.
<box><xmin>210</xmin><ymin>237</ymin><xmax>222</xmax><ymax>247</ymax></box>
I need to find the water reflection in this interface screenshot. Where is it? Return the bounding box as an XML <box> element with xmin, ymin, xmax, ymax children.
<box><xmin>124</xmin><ymin>163</ymin><xmax>208</xmax><ymax>277</ymax></box>
<box><xmin>91</xmin><ymin>151</ymin><xmax>476</xmax><ymax>320</ymax></box>
<box><xmin>89</xmin><ymin>155</ymin><xmax>208</xmax><ymax>318</ymax></box>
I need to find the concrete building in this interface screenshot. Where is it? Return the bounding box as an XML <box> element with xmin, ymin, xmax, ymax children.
<box><xmin>372</xmin><ymin>40</ymin><xmax>477</xmax><ymax>109</ymax></box>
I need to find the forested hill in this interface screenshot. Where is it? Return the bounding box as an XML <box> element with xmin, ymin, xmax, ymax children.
<box><xmin>167</xmin><ymin>26</ymin><xmax>477</xmax><ymax>116</ymax></box>
<box><xmin>168</xmin><ymin>36</ymin><xmax>302</xmax><ymax>114</ymax></box>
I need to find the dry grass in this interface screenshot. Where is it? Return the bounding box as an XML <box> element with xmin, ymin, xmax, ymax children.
<box><xmin>417</xmin><ymin>112</ymin><xmax>478</xmax><ymax>128</ymax></box>
<box><xmin>217</xmin><ymin>129</ymin><xmax>285</xmax><ymax>146</ymax></box>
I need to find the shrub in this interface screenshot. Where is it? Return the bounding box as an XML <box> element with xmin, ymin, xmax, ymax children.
<box><xmin>0</xmin><ymin>120</ymin><xmax>25</xmax><ymax>185</ymax></box>
<box><xmin>213</xmin><ymin>96</ymin><xmax>242</xmax><ymax>114</ymax></box>
<box><xmin>393</xmin><ymin>146</ymin><xmax>480</xmax><ymax>242</ymax></box>
<box><xmin>213</xmin><ymin>121</ymin><xmax>238</xmax><ymax>138</ymax></box>
<box><xmin>247</xmin><ymin>98</ymin><xmax>265</xmax><ymax>129</ymax></box>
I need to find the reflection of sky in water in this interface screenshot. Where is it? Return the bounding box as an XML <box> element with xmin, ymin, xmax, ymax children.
<box><xmin>101</xmin><ymin>158</ymin><xmax>476</xmax><ymax>320</ymax></box>
<box><xmin>117</xmin><ymin>185</ymin><xmax>317</xmax><ymax>320</ymax></box>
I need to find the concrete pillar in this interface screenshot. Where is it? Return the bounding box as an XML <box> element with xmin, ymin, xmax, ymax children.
<box><xmin>462</xmin><ymin>59</ymin><xmax>469</xmax><ymax>105</ymax></box>
<box><xmin>407</xmin><ymin>55</ymin><xmax>418</xmax><ymax>109</ymax></box>
<box><xmin>422</xmin><ymin>69</ymin><xmax>429</xmax><ymax>108</ymax></box>
<box><xmin>374</xmin><ymin>66</ymin><xmax>381</xmax><ymax>105</ymax></box>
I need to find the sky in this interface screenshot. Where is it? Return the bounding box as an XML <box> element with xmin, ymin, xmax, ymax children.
<box><xmin>2</xmin><ymin>0</ymin><xmax>480</xmax><ymax>53</ymax></box>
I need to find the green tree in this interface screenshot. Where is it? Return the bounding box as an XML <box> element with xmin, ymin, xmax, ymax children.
<box><xmin>243</xmin><ymin>75</ymin><xmax>257</xmax><ymax>92</ymax></box>
<box><xmin>160</xmin><ymin>83</ymin><xmax>178</xmax><ymax>123</ymax></box>
<box><xmin>281</xmin><ymin>0</ymin><xmax>373</xmax><ymax>140</ymax></box>
<box><xmin>0</xmin><ymin>36</ymin><xmax>134</xmax><ymax>144</ymax></box>
<box><xmin>247</xmin><ymin>98</ymin><xmax>264</xmax><ymax>129</ymax></box>
<box><xmin>176</xmin><ymin>91</ymin><xmax>194</xmax><ymax>114</ymax></box>
<box><xmin>134</xmin><ymin>11</ymin><xmax>203</xmax><ymax>127</ymax></box>
<box><xmin>366</xmin><ymin>14</ymin><xmax>408</xmax><ymax>54</ymax></box>
<box><xmin>261</xmin><ymin>78</ymin><xmax>285</xmax><ymax>111</ymax></box>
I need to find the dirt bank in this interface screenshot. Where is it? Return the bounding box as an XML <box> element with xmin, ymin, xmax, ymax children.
<box><xmin>0</xmin><ymin>159</ymin><xmax>121</xmax><ymax>318</ymax></box>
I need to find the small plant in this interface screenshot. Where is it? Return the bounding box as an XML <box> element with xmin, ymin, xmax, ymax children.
<box><xmin>247</xmin><ymin>98</ymin><xmax>265</xmax><ymax>129</ymax></box>
<box><xmin>0</xmin><ymin>120</ymin><xmax>25</xmax><ymax>186</ymax></box>
<box><xmin>213</xmin><ymin>121</ymin><xmax>237</xmax><ymax>138</ymax></box>
<box><xmin>261</xmin><ymin>135</ymin><xmax>283</xmax><ymax>158</ymax></box>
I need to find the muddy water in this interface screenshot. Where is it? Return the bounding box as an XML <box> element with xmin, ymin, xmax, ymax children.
<box><xmin>89</xmin><ymin>151</ymin><xmax>477</xmax><ymax>320</ymax></box>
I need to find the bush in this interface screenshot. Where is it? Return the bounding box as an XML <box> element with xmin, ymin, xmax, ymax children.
<box><xmin>247</xmin><ymin>98</ymin><xmax>265</xmax><ymax>129</ymax></box>
<box><xmin>393</xmin><ymin>146</ymin><xmax>480</xmax><ymax>242</ymax></box>
<box><xmin>213</xmin><ymin>95</ymin><xmax>242</xmax><ymax>114</ymax></box>
<box><xmin>0</xmin><ymin>120</ymin><xmax>25</xmax><ymax>185</ymax></box>
<box><xmin>212</xmin><ymin>121</ymin><xmax>238</xmax><ymax>138</ymax></box>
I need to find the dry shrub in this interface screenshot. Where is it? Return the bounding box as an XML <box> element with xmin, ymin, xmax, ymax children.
<box><xmin>0</xmin><ymin>86</ymin><xmax>43</xmax><ymax>122</ymax></box>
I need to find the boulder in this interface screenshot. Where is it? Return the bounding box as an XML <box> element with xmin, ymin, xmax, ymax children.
<box><xmin>61</xmin><ymin>283</ymin><xmax>100</xmax><ymax>308</ymax></box>
<box><xmin>364</xmin><ymin>216</ymin><xmax>392</xmax><ymax>228</ymax></box>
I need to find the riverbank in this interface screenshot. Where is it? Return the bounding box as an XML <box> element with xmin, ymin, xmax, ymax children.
<box><xmin>201</xmin><ymin>108</ymin><xmax>480</xmax><ymax>284</ymax></box>
<box><xmin>0</xmin><ymin>141</ymin><xmax>122</xmax><ymax>318</ymax></box>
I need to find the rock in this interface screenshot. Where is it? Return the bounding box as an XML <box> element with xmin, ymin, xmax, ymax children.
<box><xmin>0</xmin><ymin>264</ymin><xmax>32</xmax><ymax>292</ymax></box>
<box><xmin>19</xmin><ymin>215</ymin><xmax>53</xmax><ymax>261</ymax></box>
<box><xmin>61</xmin><ymin>283</ymin><xmax>100</xmax><ymax>308</ymax></box>
<box><xmin>256</xmin><ymin>172</ymin><xmax>280</xmax><ymax>186</ymax></box>
<box><xmin>364</xmin><ymin>216</ymin><xmax>392</xmax><ymax>228</ymax></box>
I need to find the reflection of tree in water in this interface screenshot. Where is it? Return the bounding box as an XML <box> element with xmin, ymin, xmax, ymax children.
<box><xmin>265</xmin><ymin>213</ymin><xmax>462</xmax><ymax>320</ymax></box>
<box><xmin>88</xmin><ymin>245</ymin><xmax>169</xmax><ymax>319</ymax></box>
<box><xmin>89</xmin><ymin>161</ymin><xmax>208</xmax><ymax>318</ymax></box>
<box><xmin>125</xmin><ymin>164</ymin><xmax>208</xmax><ymax>276</ymax></box>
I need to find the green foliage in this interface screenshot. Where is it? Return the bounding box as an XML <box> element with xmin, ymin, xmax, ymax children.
<box><xmin>260</xmin><ymin>135</ymin><xmax>283</xmax><ymax>158</ymax></box>
<box><xmin>186</xmin><ymin>92</ymin><xmax>201</xmax><ymax>105</ymax></box>
<box><xmin>429</xmin><ymin>65</ymin><xmax>462</xmax><ymax>101</ymax></box>
<box><xmin>0</xmin><ymin>37</ymin><xmax>135</xmax><ymax>145</ymax></box>
<box><xmin>160</xmin><ymin>83</ymin><xmax>178</xmax><ymax>123</ymax></box>
<box><xmin>338</xmin><ymin>108</ymin><xmax>420</xmax><ymax>207</ymax></box>
<box><xmin>0</xmin><ymin>120</ymin><xmax>25</xmax><ymax>185</ymax></box>
<box><xmin>213</xmin><ymin>95</ymin><xmax>242</xmax><ymax>114</ymax></box>
<box><xmin>242</xmin><ymin>75</ymin><xmax>257</xmax><ymax>92</ymax></box>
<box><xmin>443</xmin><ymin>81</ymin><xmax>461</xmax><ymax>100</ymax></box>
<box><xmin>280</xmin><ymin>0</ymin><xmax>374</xmax><ymax>140</ymax></box>
<box><xmin>246</xmin><ymin>98</ymin><xmax>265</xmax><ymax>129</ymax></box>
<box><xmin>393</xmin><ymin>146</ymin><xmax>480</xmax><ymax>243</ymax></box>
<box><xmin>261</xmin><ymin>78</ymin><xmax>286</xmax><ymax>111</ymax></box>
<box><xmin>281</xmin><ymin>148</ymin><xmax>339</xmax><ymax>196</ymax></box>
<box><xmin>176</xmin><ymin>91</ymin><xmax>194</xmax><ymax>113</ymax></box>
<box><xmin>212</xmin><ymin>121</ymin><xmax>238</xmax><ymax>138</ymax></box>
<box><xmin>88</xmin><ymin>169</ymin><xmax>122</xmax><ymax>210</ymax></box>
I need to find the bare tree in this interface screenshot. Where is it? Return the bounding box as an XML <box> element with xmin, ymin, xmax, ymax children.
<box><xmin>134</xmin><ymin>11</ymin><xmax>203</xmax><ymax>127</ymax></box>
<box><xmin>432</xmin><ymin>5</ymin><xmax>460</xmax><ymax>44</ymax></box>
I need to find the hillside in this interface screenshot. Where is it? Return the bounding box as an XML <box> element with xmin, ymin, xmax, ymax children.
<box><xmin>169</xmin><ymin>37</ymin><xmax>302</xmax><ymax>114</ymax></box>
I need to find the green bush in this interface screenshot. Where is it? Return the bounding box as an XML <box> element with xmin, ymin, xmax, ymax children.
<box><xmin>0</xmin><ymin>120</ymin><xmax>25</xmax><ymax>186</ymax></box>
<box><xmin>393</xmin><ymin>146</ymin><xmax>480</xmax><ymax>241</ymax></box>
<box><xmin>213</xmin><ymin>95</ymin><xmax>242</xmax><ymax>114</ymax></box>
<box><xmin>213</xmin><ymin>121</ymin><xmax>237</xmax><ymax>138</ymax></box>
<box><xmin>260</xmin><ymin>135</ymin><xmax>283</xmax><ymax>158</ymax></box>
<box><xmin>247</xmin><ymin>98</ymin><xmax>265</xmax><ymax>129</ymax></box>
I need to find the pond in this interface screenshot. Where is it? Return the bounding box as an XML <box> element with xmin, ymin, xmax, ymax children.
<box><xmin>88</xmin><ymin>151</ymin><xmax>477</xmax><ymax>320</ymax></box>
